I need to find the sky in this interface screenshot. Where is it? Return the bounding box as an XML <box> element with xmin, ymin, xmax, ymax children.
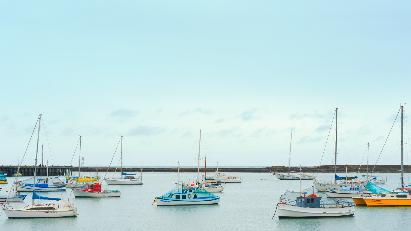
<box><xmin>0</xmin><ymin>0</ymin><xmax>410</xmax><ymax>167</ymax></box>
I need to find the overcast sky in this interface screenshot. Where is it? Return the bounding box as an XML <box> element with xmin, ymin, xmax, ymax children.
<box><xmin>1</xmin><ymin>0</ymin><xmax>410</xmax><ymax>167</ymax></box>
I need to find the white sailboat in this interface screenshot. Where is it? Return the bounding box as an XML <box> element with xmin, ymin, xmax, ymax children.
<box><xmin>105</xmin><ymin>136</ymin><xmax>143</xmax><ymax>185</ymax></box>
<box><xmin>2</xmin><ymin>114</ymin><xmax>77</xmax><ymax>218</ymax></box>
<box><xmin>276</xmin><ymin>130</ymin><xmax>315</xmax><ymax>180</ymax></box>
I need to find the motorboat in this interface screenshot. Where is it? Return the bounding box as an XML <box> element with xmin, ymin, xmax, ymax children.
<box><xmin>153</xmin><ymin>183</ymin><xmax>219</xmax><ymax>206</ymax></box>
<box><xmin>275</xmin><ymin>191</ymin><xmax>354</xmax><ymax>218</ymax></box>
<box><xmin>73</xmin><ymin>182</ymin><xmax>121</xmax><ymax>198</ymax></box>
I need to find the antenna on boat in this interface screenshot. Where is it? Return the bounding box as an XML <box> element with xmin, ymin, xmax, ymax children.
<box><xmin>401</xmin><ymin>105</ymin><xmax>404</xmax><ymax>189</ymax></box>
<box><xmin>197</xmin><ymin>129</ymin><xmax>202</xmax><ymax>182</ymax></box>
<box><xmin>33</xmin><ymin>113</ymin><xmax>42</xmax><ymax>205</ymax></box>
<box><xmin>177</xmin><ymin>161</ymin><xmax>181</xmax><ymax>183</ymax></box>
<box><xmin>334</xmin><ymin>107</ymin><xmax>338</xmax><ymax>184</ymax></box>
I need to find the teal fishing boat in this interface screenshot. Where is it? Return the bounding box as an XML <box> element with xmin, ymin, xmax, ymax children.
<box><xmin>153</xmin><ymin>183</ymin><xmax>220</xmax><ymax>206</ymax></box>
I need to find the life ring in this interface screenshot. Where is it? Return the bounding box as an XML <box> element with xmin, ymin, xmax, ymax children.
<box><xmin>188</xmin><ymin>194</ymin><xmax>192</xmax><ymax>199</ymax></box>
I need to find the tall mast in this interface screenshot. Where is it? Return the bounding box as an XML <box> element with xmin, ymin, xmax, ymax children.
<box><xmin>204</xmin><ymin>156</ymin><xmax>207</xmax><ymax>181</ymax></box>
<box><xmin>334</xmin><ymin>107</ymin><xmax>338</xmax><ymax>184</ymax></box>
<box><xmin>366</xmin><ymin>142</ymin><xmax>370</xmax><ymax>178</ymax></box>
<box><xmin>120</xmin><ymin>136</ymin><xmax>123</xmax><ymax>176</ymax></box>
<box><xmin>33</xmin><ymin>114</ymin><xmax>42</xmax><ymax>203</ymax></box>
<box><xmin>79</xmin><ymin>135</ymin><xmax>82</xmax><ymax>178</ymax></box>
<box><xmin>288</xmin><ymin>130</ymin><xmax>293</xmax><ymax>174</ymax></box>
<box><xmin>197</xmin><ymin>129</ymin><xmax>202</xmax><ymax>181</ymax></box>
<box><xmin>401</xmin><ymin>105</ymin><xmax>404</xmax><ymax>188</ymax></box>
<box><xmin>41</xmin><ymin>144</ymin><xmax>44</xmax><ymax>167</ymax></box>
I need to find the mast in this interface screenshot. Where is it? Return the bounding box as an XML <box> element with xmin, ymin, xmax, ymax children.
<box><xmin>197</xmin><ymin>129</ymin><xmax>202</xmax><ymax>182</ymax></box>
<box><xmin>120</xmin><ymin>136</ymin><xmax>123</xmax><ymax>176</ymax></box>
<box><xmin>79</xmin><ymin>135</ymin><xmax>82</xmax><ymax>178</ymax></box>
<box><xmin>401</xmin><ymin>105</ymin><xmax>404</xmax><ymax>188</ymax></box>
<box><xmin>366</xmin><ymin>142</ymin><xmax>370</xmax><ymax>178</ymax></box>
<box><xmin>41</xmin><ymin>144</ymin><xmax>44</xmax><ymax>167</ymax></box>
<box><xmin>33</xmin><ymin>114</ymin><xmax>42</xmax><ymax>203</ymax></box>
<box><xmin>334</xmin><ymin>107</ymin><xmax>338</xmax><ymax>184</ymax></box>
<box><xmin>288</xmin><ymin>130</ymin><xmax>293</xmax><ymax>174</ymax></box>
<box><xmin>204</xmin><ymin>156</ymin><xmax>207</xmax><ymax>181</ymax></box>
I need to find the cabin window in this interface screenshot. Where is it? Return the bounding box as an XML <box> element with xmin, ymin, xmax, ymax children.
<box><xmin>175</xmin><ymin>195</ymin><xmax>180</xmax><ymax>199</ymax></box>
<box><xmin>193</xmin><ymin>194</ymin><xmax>197</xmax><ymax>199</ymax></box>
<box><xmin>396</xmin><ymin>194</ymin><xmax>408</xmax><ymax>198</ymax></box>
<box><xmin>182</xmin><ymin>195</ymin><xmax>187</xmax><ymax>199</ymax></box>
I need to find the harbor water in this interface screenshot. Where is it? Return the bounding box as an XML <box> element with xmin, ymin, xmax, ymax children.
<box><xmin>1</xmin><ymin>172</ymin><xmax>410</xmax><ymax>231</ymax></box>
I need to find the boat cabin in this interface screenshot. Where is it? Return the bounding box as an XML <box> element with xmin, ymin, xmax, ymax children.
<box><xmin>82</xmin><ymin>182</ymin><xmax>102</xmax><ymax>193</ymax></box>
<box><xmin>296</xmin><ymin>194</ymin><xmax>321</xmax><ymax>208</ymax></box>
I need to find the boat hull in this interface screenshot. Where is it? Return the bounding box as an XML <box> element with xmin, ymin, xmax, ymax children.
<box><xmin>17</xmin><ymin>187</ymin><xmax>66</xmax><ymax>192</ymax></box>
<box><xmin>277</xmin><ymin>204</ymin><xmax>354</xmax><ymax>218</ymax></box>
<box><xmin>105</xmin><ymin>179</ymin><xmax>143</xmax><ymax>185</ymax></box>
<box><xmin>325</xmin><ymin>192</ymin><xmax>361</xmax><ymax>198</ymax></box>
<box><xmin>363</xmin><ymin>198</ymin><xmax>411</xmax><ymax>207</ymax></box>
<box><xmin>73</xmin><ymin>190</ymin><xmax>121</xmax><ymax>198</ymax></box>
<box><xmin>154</xmin><ymin>198</ymin><xmax>220</xmax><ymax>206</ymax></box>
<box><xmin>204</xmin><ymin>186</ymin><xmax>224</xmax><ymax>193</ymax></box>
<box><xmin>352</xmin><ymin>197</ymin><xmax>366</xmax><ymax>206</ymax></box>
<box><xmin>4</xmin><ymin>209</ymin><xmax>77</xmax><ymax>218</ymax></box>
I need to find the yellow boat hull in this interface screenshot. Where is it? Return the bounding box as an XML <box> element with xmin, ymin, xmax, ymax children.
<box><xmin>0</xmin><ymin>180</ymin><xmax>7</xmax><ymax>184</ymax></box>
<box><xmin>364</xmin><ymin>198</ymin><xmax>411</xmax><ymax>207</ymax></box>
<box><xmin>352</xmin><ymin>197</ymin><xmax>366</xmax><ymax>206</ymax></box>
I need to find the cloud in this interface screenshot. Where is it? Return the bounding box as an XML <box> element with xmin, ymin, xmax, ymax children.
<box><xmin>315</xmin><ymin>124</ymin><xmax>330</xmax><ymax>133</ymax></box>
<box><xmin>289</xmin><ymin>111</ymin><xmax>327</xmax><ymax>120</ymax></box>
<box><xmin>179</xmin><ymin>108</ymin><xmax>213</xmax><ymax>117</ymax></box>
<box><xmin>298</xmin><ymin>135</ymin><xmax>322</xmax><ymax>144</ymax></box>
<box><xmin>128</xmin><ymin>126</ymin><xmax>165</xmax><ymax>136</ymax></box>
<box><xmin>214</xmin><ymin>118</ymin><xmax>225</xmax><ymax>124</ymax></box>
<box><xmin>109</xmin><ymin>109</ymin><xmax>138</xmax><ymax>120</ymax></box>
<box><xmin>240</xmin><ymin>109</ymin><xmax>259</xmax><ymax>121</ymax></box>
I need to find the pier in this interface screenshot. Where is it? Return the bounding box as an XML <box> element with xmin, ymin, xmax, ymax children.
<box><xmin>0</xmin><ymin>166</ymin><xmax>72</xmax><ymax>176</ymax></box>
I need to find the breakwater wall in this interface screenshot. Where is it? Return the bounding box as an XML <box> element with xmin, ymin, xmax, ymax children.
<box><xmin>1</xmin><ymin>165</ymin><xmax>409</xmax><ymax>176</ymax></box>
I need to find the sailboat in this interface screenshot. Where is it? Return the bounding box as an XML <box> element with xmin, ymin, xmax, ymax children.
<box><xmin>356</xmin><ymin>105</ymin><xmax>411</xmax><ymax>206</ymax></box>
<box><xmin>276</xmin><ymin>130</ymin><xmax>315</xmax><ymax>180</ymax></box>
<box><xmin>105</xmin><ymin>136</ymin><xmax>143</xmax><ymax>185</ymax></box>
<box><xmin>66</xmin><ymin>136</ymin><xmax>99</xmax><ymax>189</ymax></box>
<box><xmin>16</xmin><ymin>161</ymin><xmax>66</xmax><ymax>192</ymax></box>
<box><xmin>2</xmin><ymin>114</ymin><xmax>77</xmax><ymax>218</ymax></box>
<box><xmin>208</xmin><ymin>162</ymin><xmax>242</xmax><ymax>183</ymax></box>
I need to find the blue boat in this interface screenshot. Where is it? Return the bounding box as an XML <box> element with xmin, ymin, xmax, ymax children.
<box><xmin>153</xmin><ymin>184</ymin><xmax>220</xmax><ymax>206</ymax></box>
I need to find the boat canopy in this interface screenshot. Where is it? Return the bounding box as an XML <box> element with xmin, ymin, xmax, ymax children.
<box><xmin>335</xmin><ymin>174</ymin><xmax>357</xmax><ymax>181</ymax></box>
<box><xmin>121</xmin><ymin>172</ymin><xmax>136</xmax><ymax>176</ymax></box>
<box><xmin>365</xmin><ymin>181</ymin><xmax>390</xmax><ymax>194</ymax></box>
<box><xmin>32</xmin><ymin>192</ymin><xmax>61</xmax><ymax>201</ymax></box>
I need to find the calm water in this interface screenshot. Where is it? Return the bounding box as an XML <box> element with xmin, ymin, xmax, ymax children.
<box><xmin>1</xmin><ymin>172</ymin><xmax>411</xmax><ymax>231</ymax></box>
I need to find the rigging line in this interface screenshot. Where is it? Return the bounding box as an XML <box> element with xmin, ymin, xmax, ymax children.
<box><xmin>103</xmin><ymin>137</ymin><xmax>121</xmax><ymax>179</ymax></box>
<box><xmin>318</xmin><ymin>111</ymin><xmax>335</xmax><ymax>167</ymax></box>
<box><xmin>41</xmin><ymin>117</ymin><xmax>55</xmax><ymax>165</ymax></box>
<box><xmin>372</xmin><ymin>108</ymin><xmax>401</xmax><ymax>173</ymax></box>
<box><xmin>17</xmin><ymin>115</ymin><xmax>40</xmax><ymax>174</ymax></box>
<box><xmin>69</xmin><ymin>140</ymin><xmax>79</xmax><ymax>166</ymax></box>
<box><xmin>357</xmin><ymin>145</ymin><xmax>368</xmax><ymax>174</ymax></box>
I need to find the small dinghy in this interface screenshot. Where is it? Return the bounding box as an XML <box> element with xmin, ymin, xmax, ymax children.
<box><xmin>73</xmin><ymin>182</ymin><xmax>121</xmax><ymax>198</ymax></box>
<box><xmin>153</xmin><ymin>183</ymin><xmax>219</xmax><ymax>206</ymax></box>
<box><xmin>275</xmin><ymin>191</ymin><xmax>354</xmax><ymax>218</ymax></box>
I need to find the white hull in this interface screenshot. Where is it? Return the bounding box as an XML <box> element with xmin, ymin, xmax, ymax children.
<box><xmin>4</xmin><ymin>208</ymin><xmax>77</xmax><ymax>218</ymax></box>
<box><xmin>105</xmin><ymin>179</ymin><xmax>143</xmax><ymax>185</ymax></box>
<box><xmin>204</xmin><ymin>186</ymin><xmax>224</xmax><ymax>193</ymax></box>
<box><xmin>17</xmin><ymin>187</ymin><xmax>66</xmax><ymax>192</ymax></box>
<box><xmin>314</xmin><ymin>180</ymin><xmax>335</xmax><ymax>192</ymax></box>
<box><xmin>277</xmin><ymin>204</ymin><xmax>354</xmax><ymax>218</ymax></box>
<box><xmin>154</xmin><ymin>198</ymin><xmax>219</xmax><ymax>206</ymax></box>
<box><xmin>325</xmin><ymin>192</ymin><xmax>361</xmax><ymax>198</ymax></box>
<box><xmin>73</xmin><ymin>190</ymin><xmax>121</xmax><ymax>198</ymax></box>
